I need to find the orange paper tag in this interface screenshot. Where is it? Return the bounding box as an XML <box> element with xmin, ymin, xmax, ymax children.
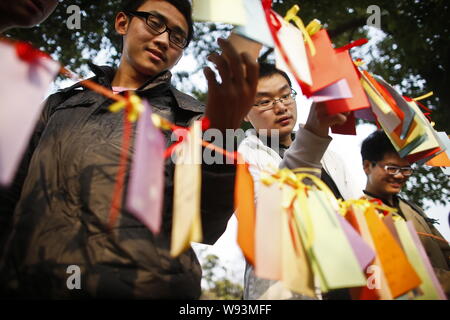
<box><xmin>361</xmin><ymin>70</ymin><xmax>404</xmax><ymax>122</ymax></box>
<box><xmin>364</xmin><ymin>206</ymin><xmax>422</xmax><ymax>298</ymax></box>
<box><xmin>235</xmin><ymin>163</ymin><xmax>256</xmax><ymax>265</ymax></box>
<box><xmin>426</xmin><ymin>149</ymin><xmax>450</xmax><ymax>166</ymax></box>
<box><xmin>324</xmin><ymin>50</ymin><xmax>370</xmax><ymax>115</ymax></box>
<box><xmin>301</xmin><ymin>29</ymin><xmax>342</xmax><ymax>96</ymax></box>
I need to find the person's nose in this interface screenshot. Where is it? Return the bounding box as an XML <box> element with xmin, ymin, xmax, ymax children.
<box><xmin>272</xmin><ymin>100</ymin><xmax>287</xmax><ymax>114</ymax></box>
<box><xmin>152</xmin><ymin>30</ymin><xmax>170</xmax><ymax>50</ymax></box>
<box><xmin>393</xmin><ymin>171</ymin><xmax>407</xmax><ymax>180</ymax></box>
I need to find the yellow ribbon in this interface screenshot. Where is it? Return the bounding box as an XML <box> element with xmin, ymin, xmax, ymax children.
<box><xmin>353</xmin><ymin>59</ymin><xmax>365</xmax><ymax>67</ymax></box>
<box><xmin>294</xmin><ymin>170</ymin><xmax>338</xmax><ymax>205</ymax></box>
<box><xmin>339</xmin><ymin>199</ymin><xmax>400</xmax><ymax>220</ymax></box>
<box><xmin>284</xmin><ymin>5</ymin><xmax>317</xmax><ymax>56</ymax></box>
<box><xmin>305</xmin><ymin>19</ymin><xmax>322</xmax><ymax>36</ymax></box>
<box><xmin>293</xmin><ymin>185</ymin><xmax>315</xmax><ymax>250</ymax></box>
<box><xmin>413</xmin><ymin>91</ymin><xmax>434</xmax><ymax>101</ymax></box>
<box><xmin>108</xmin><ymin>93</ymin><xmax>144</xmax><ymax>122</ymax></box>
<box><xmin>261</xmin><ymin>167</ymin><xmax>303</xmax><ymax>189</ymax></box>
<box><xmin>151</xmin><ymin>113</ymin><xmax>172</xmax><ymax>131</ymax></box>
<box><xmin>261</xmin><ymin>168</ymin><xmax>319</xmax><ymax>249</ymax></box>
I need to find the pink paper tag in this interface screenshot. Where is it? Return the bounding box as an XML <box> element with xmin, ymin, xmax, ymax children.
<box><xmin>0</xmin><ymin>42</ymin><xmax>60</xmax><ymax>185</ymax></box>
<box><xmin>338</xmin><ymin>214</ymin><xmax>376</xmax><ymax>270</ymax></box>
<box><xmin>312</xmin><ymin>79</ymin><xmax>353</xmax><ymax>103</ymax></box>
<box><xmin>126</xmin><ymin>100</ymin><xmax>165</xmax><ymax>234</ymax></box>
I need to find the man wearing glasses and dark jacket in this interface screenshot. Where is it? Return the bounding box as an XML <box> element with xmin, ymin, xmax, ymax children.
<box><xmin>361</xmin><ymin>130</ymin><xmax>450</xmax><ymax>296</ymax></box>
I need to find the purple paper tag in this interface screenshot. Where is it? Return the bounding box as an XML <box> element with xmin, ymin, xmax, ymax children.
<box><xmin>338</xmin><ymin>214</ymin><xmax>376</xmax><ymax>270</ymax></box>
<box><xmin>126</xmin><ymin>100</ymin><xmax>165</xmax><ymax>234</ymax></box>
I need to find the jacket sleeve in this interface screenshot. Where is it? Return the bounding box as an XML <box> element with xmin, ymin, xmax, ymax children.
<box><xmin>199</xmin><ymin>162</ymin><xmax>236</xmax><ymax>245</ymax></box>
<box><xmin>197</xmin><ymin>130</ymin><xmax>238</xmax><ymax>245</ymax></box>
<box><xmin>408</xmin><ymin>201</ymin><xmax>450</xmax><ymax>296</ymax></box>
<box><xmin>279</xmin><ymin>126</ymin><xmax>332</xmax><ymax>177</ymax></box>
<box><xmin>407</xmin><ymin>200</ymin><xmax>450</xmax><ymax>268</ymax></box>
<box><xmin>430</xmin><ymin>222</ymin><xmax>450</xmax><ymax>297</ymax></box>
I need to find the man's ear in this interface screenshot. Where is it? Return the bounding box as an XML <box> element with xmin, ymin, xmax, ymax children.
<box><xmin>363</xmin><ymin>160</ymin><xmax>372</xmax><ymax>175</ymax></box>
<box><xmin>243</xmin><ymin>115</ymin><xmax>250</xmax><ymax>122</ymax></box>
<box><xmin>115</xmin><ymin>12</ymin><xmax>130</xmax><ymax>35</ymax></box>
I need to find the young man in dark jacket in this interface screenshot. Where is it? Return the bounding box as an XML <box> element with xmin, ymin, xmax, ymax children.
<box><xmin>0</xmin><ymin>0</ymin><xmax>258</xmax><ymax>298</ymax></box>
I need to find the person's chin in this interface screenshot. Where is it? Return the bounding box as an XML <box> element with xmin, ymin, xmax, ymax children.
<box><xmin>385</xmin><ymin>183</ymin><xmax>403</xmax><ymax>194</ymax></box>
<box><xmin>279</xmin><ymin>124</ymin><xmax>294</xmax><ymax>135</ymax></box>
<box><xmin>137</xmin><ymin>60</ymin><xmax>164</xmax><ymax>77</ymax></box>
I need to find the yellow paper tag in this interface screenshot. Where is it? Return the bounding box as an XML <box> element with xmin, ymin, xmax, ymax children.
<box><xmin>170</xmin><ymin>121</ymin><xmax>203</xmax><ymax>256</ymax></box>
<box><xmin>192</xmin><ymin>0</ymin><xmax>247</xmax><ymax>25</ymax></box>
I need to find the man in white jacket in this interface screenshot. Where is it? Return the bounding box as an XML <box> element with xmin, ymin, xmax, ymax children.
<box><xmin>239</xmin><ymin>62</ymin><xmax>358</xmax><ymax>299</ymax></box>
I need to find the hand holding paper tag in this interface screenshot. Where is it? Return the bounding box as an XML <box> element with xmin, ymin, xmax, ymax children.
<box><xmin>204</xmin><ymin>38</ymin><xmax>259</xmax><ymax>132</ymax></box>
<box><xmin>304</xmin><ymin>101</ymin><xmax>348</xmax><ymax>138</ymax></box>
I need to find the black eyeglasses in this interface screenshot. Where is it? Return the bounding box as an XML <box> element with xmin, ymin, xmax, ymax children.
<box><xmin>253</xmin><ymin>89</ymin><xmax>297</xmax><ymax>111</ymax></box>
<box><xmin>124</xmin><ymin>10</ymin><xmax>188</xmax><ymax>49</ymax></box>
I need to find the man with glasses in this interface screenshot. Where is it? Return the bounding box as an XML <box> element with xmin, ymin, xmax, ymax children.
<box><xmin>361</xmin><ymin>130</ymin><xmax>450</xmax><ymax>295</ymax></box>
<box><xmin>239</xmin><ymin>63</ymin><xmax>359</xmax><ymax>299</ymax></box>
<box><xmin>0</xmin><ymin>0</ymin><xmax>259</xmax><ymax>298</ymax></box>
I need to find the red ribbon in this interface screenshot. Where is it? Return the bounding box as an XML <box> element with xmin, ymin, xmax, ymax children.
<box><xmin>108</xmin><ymin>94</ymin><xmax>134</xmax><ymax>230</ymax></box>
<box><xmin>262</xmin><ymin>0</ymin><xmax>310</xmax><ymax>93</ymax></box>
<box><xmin>163</xmin><ymin>116</ymin><xmax>211</xmax><ymax>159</ymax></box>
<box><xmin>369</xmin><ymin>198</ymin><xmax>390</xmax><ymax>216</ymax></box>
<box><xmin>15</xmin><ymin>41</ymin><xmax>49</xmax><ymax>64</ymax></box>
<box><xmin>336</xmin><ymin>38</ymin><xmax>369</xmax><ymax>53</ymax></box>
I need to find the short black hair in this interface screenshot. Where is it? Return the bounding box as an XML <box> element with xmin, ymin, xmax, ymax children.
<box><xmin>121</xmin><ymin>0</ymin><xmax>194</xmax><ymax>46</ymax></box>
<box><xmin>258</xmin><ymin>62</ymin><xmax>292</xmax><ymax>87</ymax></box>
<box><xmin>361</xmin><ymin>130</ymin><xmax>399</xmax><ymax>162</ymax></box>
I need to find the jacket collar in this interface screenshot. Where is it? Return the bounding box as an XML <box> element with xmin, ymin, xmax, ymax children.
<box><xmin>363</xmin><ymin>190</ymin><xmax>399</xmax><ymax>208</ymax></box>
<box><xmin>77</xmin><ymin>63</ymin><xmax>204</xmax><ymax>113</ymax></box>
<box><xmin>87</xmin><ymin>63</ymin><xmax>171</xmax><ymax>91</ymax></box>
